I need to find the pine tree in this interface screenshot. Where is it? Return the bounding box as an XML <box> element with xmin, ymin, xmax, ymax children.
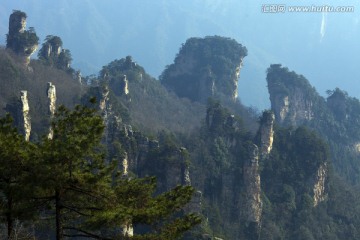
<box><xmin>86</xmin><ymin>176</ymin><xmax>201</xmax><ymax>239</ymax></box>
<box><xmin>0</xmin><ymin>114</ymin><xmax>37</xmax><ymax>238</ymax></box>
<box><xmin>37</xmin><ymin>104</ymin><xmax>114</xmax><ymax>240</ymax></box>
<box><xmin>0</xmin><ymin>104</ymin><xmax>201</xmax><ymax>239</ymax></box>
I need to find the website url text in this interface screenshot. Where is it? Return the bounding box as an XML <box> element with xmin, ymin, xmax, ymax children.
<box><xmin>262</xmin><ymin>5</ymin><xmax>355</xmax><ymax>13</ymax></box>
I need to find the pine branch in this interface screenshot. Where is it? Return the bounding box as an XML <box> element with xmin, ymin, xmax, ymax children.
<box><xmin>63</xmin><ymin>226</ymin><xmax>112</xmax><ymax>240</ymax></box>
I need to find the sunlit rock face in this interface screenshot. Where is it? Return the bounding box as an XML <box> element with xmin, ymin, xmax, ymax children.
<box><xmin>313</xmin><ymin>162</ymin><xmax>327</xmax><ymax>207</ymax></box>
<box><xmin>259</xmin><ymin>111</ymin><xmax>275</xmax><ymax>160</ymax></box>
<box><xmin>20</xmin><ymin>90</ymin><xmax>31</xmax><ymax>141</ymax></box>
<box><xmin>269</xmin><ymin>89</ymin><xmax>314</xmax><ymax>126</ymax></box>
<box><xmin>122</xmin><ymin>223</ymin><xmax>133</xmax><ymax>237</ymax></box>
<box><xmin>355</xmin><ymin>143</ymin><xmax>360</xmax><ymax>153</ymax></box>
<box><xmin>160</xmin><ymin>36</ymin><xmax>247</xmax><ymax>103</ymax></box>
<box><xmin>47</xmin><ymin>82</ymin><xmax>56</xmax><ymax>139</ymax></box>
<box><xmin>232</xmin><ymin>59</ymin><xmax>243</xmax><ymax>100</ymax></box>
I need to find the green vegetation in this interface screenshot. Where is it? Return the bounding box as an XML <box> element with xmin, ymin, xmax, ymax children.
<box><xmin>0</xmin><ymin>114</ymin><xmax>37</xmax><ymax>238</ymax></box>
<box><xmin>38</xmin><ymin>35</ymin><xmax>74</xmax><ymax>73</ymax></box>
<box><xmin>0</xmin><ymin>104</ymin><xmax>200</xmax><ymax>239</ymax></box>
<box><xmin>260</xmin><ymin>126</ymin><xmax>360</xmax><ymax>239</ymax></box>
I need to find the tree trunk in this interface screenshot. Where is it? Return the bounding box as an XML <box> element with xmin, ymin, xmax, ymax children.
<box><xmin>55</xmin><ymin>190</ymin><xmax>63</xmax><ymax>240</ymax></box>
<box><xmin>6</xmin><ymin>195</ymin><xmax>13</xmax><ymax>239</ymax></box>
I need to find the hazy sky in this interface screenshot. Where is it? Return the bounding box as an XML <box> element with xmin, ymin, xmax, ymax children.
<box><xmin>1</xmin><ymin>0</ymin><xmax>360</xmax><ymax>109</ymax></box>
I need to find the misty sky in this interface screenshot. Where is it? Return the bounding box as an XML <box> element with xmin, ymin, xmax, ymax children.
<box><xmin>1</xmin><ymin>0</ymin><xmax>360</xmax><ymax>109</ymax></box>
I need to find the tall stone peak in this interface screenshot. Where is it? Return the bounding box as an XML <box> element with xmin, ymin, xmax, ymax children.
<box><xmin>101</xmin><ymin>56</ymin><xmax>142</xmax><ymax>79</ymax></box>
<box><xmin>38</xmin><ymin>35</ymin><xmax>73</xmax><ymax>71</ymax></box>
<box><xmin>243</xmin><ymin>144</ymin><xmax>262</xmax><ymax>238</ymax></box>
<box><xmin>8</xmin><ymin>10</ymin><xmax>27</xmax><ymax>35</ymax></box>
<box><xmin>6</xmin><ymin>10</ymin><xmax>39</xmax><ymax>66</ymax></box>
<box><xmin>160</xmin><ymin>36</ymin><xmax>247</xmax><ymax>103</ymax></box>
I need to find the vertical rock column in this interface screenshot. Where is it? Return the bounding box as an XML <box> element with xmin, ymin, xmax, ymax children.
<box><xmin>243</xmin><ymin>144</ymin><xmax>261</xmax><ymax>238</ymax></box>
<box><xmin>20</xmin><ymin>91</ymin><xmax>31</xmax><ymax>141</ymax></box>
<box><xmin>99</xmin><ymin>85</ymin><xmax>133</xmax><ymax>236</ymax></box>
<box><xmin>7</xmin><ymin>11</ymin><xmax>38</xmax><ymax>67</ymax></box>
<box><xmin>122</xmin><ymin>153</ymin><xmax>129</xmax><ymax>177</ymax></box>
<box><xmin>47</xmin><ymin>82</ymin><xmax>56</xmax><ymax>139</ymax></box>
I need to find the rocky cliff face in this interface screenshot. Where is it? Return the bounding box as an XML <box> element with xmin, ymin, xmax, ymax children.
<box><xmin>269</xmin><ymin>84</ymin><xmax>314</xmax><ymax>126</ymax></box>
<box><xmin>122</xmin><ymin>126</ymin><xmax>191</xmax><ymax>192</ymax></box>
<box><xmin>6</xmin><ymin>10</ymin><xmax>38</xmax><ymax>67</ymax></box>
<box><xmin>109</xmin><ymin>75</ymin><xmax>129</xmax><ymax>96</ymax></box>
<box><xmin>267</xmin><ymin>64</ymin><xmax>317</xmax><ymax>126</ymax></box>
<box><xmin>95</xmin><ymin>83</ymin><xmax>191</xmax><ymax>191</ymax></box>
<box><xmin>160</xmin><ymin>36</ymin><xmax>247</xmax><ymax>103</ymax></box>
<box><xmin>266</xmin><ymin>64</ymin><xmax>333</xmax><ymax>211</ymax></box>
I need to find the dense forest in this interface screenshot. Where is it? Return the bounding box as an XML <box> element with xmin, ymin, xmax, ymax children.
<box><xmin>1</xmin><ymin>10</ymin><xmax>360</xmax><ymax>240</ymax></box>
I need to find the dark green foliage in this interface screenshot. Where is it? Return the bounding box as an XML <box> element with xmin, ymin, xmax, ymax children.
<box><xmin>9</xmin><ymin>10</ymin><xmax>27</xmax><ymax>19</ymax></box>
<box><xmin>267</xmin><ymin>64</ymin><xmax>318</xmax><ymax>96</ymax></box>
<box><xmin>88</xmin><ymin>177</ymin><xmax>201</xmax><ymax>239</ymax></box>
<box><xmin>260</xmin><ymin>125</ymin><xmax>360</xmax><ymax>239</ymax></box>
<box><xmin>262</xmin><ymin>126</ymin><xmax>328</xmax><ymax>195</ymax></box>
<box><xmin>0</xmin><ymin>114</ymin><xmax>38</xmax><ymax>238</ymax></box>
<box><xmin>36</xmin><ymin>104</ymin><xmax>112</xmax><ymax>239</ymax></box>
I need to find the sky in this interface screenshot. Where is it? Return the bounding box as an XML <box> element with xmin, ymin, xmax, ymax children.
<box><xmin>1</xmin><ymin>0</ymin><xmax>360</xmax><ymax>109</ymax></box>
